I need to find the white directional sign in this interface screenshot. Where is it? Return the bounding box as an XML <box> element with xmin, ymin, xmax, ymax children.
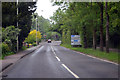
<box><xmin>71</xmin><ymin>35</ymin><xmax>81</xmax><ymax>45</ymax></box>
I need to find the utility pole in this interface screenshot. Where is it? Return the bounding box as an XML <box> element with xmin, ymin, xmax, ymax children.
<box><xmin>38</xmin><ymin>20</ymin><xmax>39</xmax><ymax>44</ymax></box>
<box><xmin>36</xmin><ymin>17</ymin><xmax>37</xmax><ymax>45</ymax></box>
<box><xmin>17</xmin><ymin>0</ymin><xmax>19</xmax><ymax>52</ymax></box>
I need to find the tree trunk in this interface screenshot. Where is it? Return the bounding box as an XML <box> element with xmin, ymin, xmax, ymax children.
<box><xmin>100</xmin><ymin>3</ymin><xmax>104</xmax><ymax>51</ymax></box>
<box><xmin>91</xmin><ymin>3</ymin><xmax>97</xmax><ymax>50</ymax></box>
<box><xmin>105</xmin><ymin>2</ymin><xmax>109</xmax><ymax>53</ymax></box>
<box><xmin>83</xmin><ymin>25</ymin><xmax>87</xmax><ymax>48</ymax></box>
<box><xmin>93</xmin><ymin>29</ymin><xmax>97</xmax><ymax>50</ymax></box>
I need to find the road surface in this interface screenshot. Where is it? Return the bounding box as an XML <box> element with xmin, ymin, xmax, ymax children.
<box><xmin>3</xmin><ymin>41</ymin><xmax>118</xmax><ymax>78</ymax></box>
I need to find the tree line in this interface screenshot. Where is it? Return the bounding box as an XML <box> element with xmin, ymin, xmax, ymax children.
<box><xmin>2</xmin><ymin>2</ymin><xmax>36</xmax><ymax>53</ymax></box>
<box><xmin>50</xmin><ymin>2</ymin><xmax>120</xmax><ymax>53</ymax></box>
<box><xmin>31</xmin><ymin>13</ymin><xmax>61</xmax><ymax>41</ymax></box>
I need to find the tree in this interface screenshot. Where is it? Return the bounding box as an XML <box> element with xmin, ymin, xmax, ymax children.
<box><xmin>18</xmin><ymin>2</ymin><xmax>36</xmax><ymax>49</ymax></box>
<box><xmin>2</xmin><ymin>2</ymin><xmax>37</xmax><ymax>50</ymax></box>
<box><xmin>105</xmin><ymin>2</ymin><xmax>109</xmax><ymax>53</ymax></box>
<box><xmin>25</xmin><ymin>30</ymin><xmax>42</xmax><ymax>44</ymax></box>
<box><xmin>51</xmin><ymin>2</ymin><xmax>120</xmax><ymax>52</ymax></box>
<box><xmin>62</xmin><ymin>29</ymin><xmax>66</xmax><ymax>44</ymax></box>
<box><xmin>31</xmin><ymin>13</ymin><xmax>51</xmax><ymax>37</ymax></box>
<box><xmin>2</xmin><ymin>2</ymin><xmax>17</xmax><ymax>27</ymax></box>
<box><xmin>98</xmin><ymin>3</ymin><xmax>104</xmax><ymax>51</ymax></box>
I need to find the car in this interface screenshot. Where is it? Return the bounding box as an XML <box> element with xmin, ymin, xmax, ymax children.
<box><xmin>48</xmin><ymin>39</ymin><xmax>51</xmax><ymax>43</ymax></box>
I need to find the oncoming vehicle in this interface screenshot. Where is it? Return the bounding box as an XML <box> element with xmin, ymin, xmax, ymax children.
<box><xmin>48</xmin><ymin>39</ymin><xmax>51</xmax><ymax>43</ymax></box>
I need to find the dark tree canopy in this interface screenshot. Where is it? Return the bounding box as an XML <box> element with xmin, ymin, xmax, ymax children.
<box><xmin>2</xmin><ymin>2</ymin><xmax>37</xmax><ymax>50</ymax></box>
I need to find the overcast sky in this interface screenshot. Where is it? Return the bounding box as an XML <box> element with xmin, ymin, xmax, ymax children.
<box><xmin>35</xmin><ymin>0</ymin><xmax>60</xmax><ymax>20</ymax></box>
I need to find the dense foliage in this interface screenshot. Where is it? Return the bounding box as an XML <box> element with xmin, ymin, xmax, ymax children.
<box><xmin>2</xmin><ymin>2</ymin><xmax>37</xmax><ymax>51</ymax></box>
<box><xmin>51</xmin><ymin>2</ymin><xmax>120</xmax><ymax>53</ymax></box>
<box><xmin>2</xmin><ymin>43</ymin><xmax>10</xmax><ymax>55</ymax></box>
<box><xmin>24</xmin><ymin>30</ymin><xmax>42</xmax><ymax>44</ymax></box>
<box><xmin>31</xmin><ymin>13</ymin><xmax>51</xmax><ymax>35</ymax></box>
<box><xmin>46</xmin><ymin>31</ymin><xmax>61</xmax><ymax>40</ymax></box>
<box><xmin>31</xmin><ymin>13</ymin><xmax>61</xmax><ymax>41</ymax></box>
<box><xmin>2</xmin><ymin>26</ymin><xmax>21</xmax><ymax>52</ymax></box>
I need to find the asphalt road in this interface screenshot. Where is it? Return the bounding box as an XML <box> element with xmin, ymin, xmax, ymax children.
<box><xmin>3</xmin><ymin>41</ymin><xmax>118</xmax><ymax>78</ymax></box>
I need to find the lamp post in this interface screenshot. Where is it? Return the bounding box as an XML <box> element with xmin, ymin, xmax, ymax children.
<box><xmin>17</xmin><ymin>0</ymin><xmax>19</xmax><ymax>52</ymax></box>
<box><xmin>34</xmin><ymin>14</ymin><xmax>37</xmax><ymax>45</ymax></box>
<box><xmin>36</xmin><ymin>18</ymin><xmax>37</xmax><ymax>45</ymax></box>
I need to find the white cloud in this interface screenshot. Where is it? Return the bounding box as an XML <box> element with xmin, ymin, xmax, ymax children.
<box><xmin>36</xmin><ymin>0</ymin><xmax>60</xmax><ymax>20</ymax></box>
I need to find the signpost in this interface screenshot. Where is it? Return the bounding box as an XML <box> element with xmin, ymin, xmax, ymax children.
<box><xmin>71</xmin><ymin>35</ymin><xmax>81</xmax><ymax>47</ymax></box>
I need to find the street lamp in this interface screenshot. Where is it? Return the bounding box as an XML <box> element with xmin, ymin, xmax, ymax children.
<box><xmin>36</xmin><ymin>18</ymin><xmax>38</xmax><ymax>45</ymax></box>
<box><xmin>17</xmin><ymin>0</ymin><xmax>19</xmax><ymax>52</ymax></box>
<box><xmin>33</xmin><ymin>14</ymin><xmax>38</xmax><ymax>45</ymax></box>
<box><xmin>33</xmin><ymin>14</ymin><xmax>37</xmax><ymax>45</ymax></box>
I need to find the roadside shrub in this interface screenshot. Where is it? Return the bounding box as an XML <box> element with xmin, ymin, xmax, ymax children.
<box><xmin>32</xmin><ymin>43</ymin><xmax>37</xmax><ymax>46</ymax></box>
<box><xmin>21</xmin><ymin>46</ymin><xmax>27</xmax><ymax>50</ymax></box>
<box><xmin>24</xmin><ymin>30</ymin><xmax>42</xmax><ymax>44</ymax></box>
<box><xmin>2</xmin><ymin>43</ymin><xmax>10</xmax><ymax>54</ymax></box>
<box><xmin>29</xmin><ymin>43</ymin><xmax>32</xmax><ymax>47</ymax></box>
<box><xmin>0</xmin><ymin>43</ymin><xmax>2</xmax><ymax>57</ymax></box>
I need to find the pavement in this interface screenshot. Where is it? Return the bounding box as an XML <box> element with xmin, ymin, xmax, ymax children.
<box><xmin>2</xmin><ymin>41</ymin><xmax>118</xmax><ymax>78</ymax></box>
<box><xmin>0</xmin><ymin>45</ymin><xmax>41</xmax><ymax>72</ymax></box>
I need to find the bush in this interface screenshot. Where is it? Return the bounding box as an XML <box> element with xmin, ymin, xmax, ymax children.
<box><xmin>24</xmin><ymin>30</ymin><xmax>42</xmax><ymax>44</ymax></box>
<box><xmin>32</xmin><ymin>43</ymin><xmax>37</xmax><ymax>46</ymax></box>
<box><xmin>29</xmin><ymin>44</ymin><xmax>32</xmax><ymax>47</ymax></box>
<box><xmin>21</xmin><ymin>46</ymin><xmax>27</xmax><ymax>50</ymax></box>
<box><xmin>2</xmin><ymin>43</ymin><xmax>10</xmax><ymax>54</ymax></box>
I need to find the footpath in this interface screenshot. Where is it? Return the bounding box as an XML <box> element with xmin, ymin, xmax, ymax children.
<box><xmin>0</xmin><ymin>45</ymin><xmax>41</xmax><ymax>72</ymax></box>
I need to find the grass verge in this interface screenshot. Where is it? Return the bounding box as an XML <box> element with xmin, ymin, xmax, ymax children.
<box><xmin>61</xmin><ymin>44</ymin><xmax>119</xmax><ymax>63</ymax></box>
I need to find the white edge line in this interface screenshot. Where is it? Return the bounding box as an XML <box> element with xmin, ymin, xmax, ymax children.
<box><xmin>55</xmin><ymin>56</ymin><xmax>60</xmax><ymax>61</ymax></box>
<box><xmin>73</xmin><ymin>51</ymin><xmax>118</xmax><ymax>65</ymax></box>
<box><xmin>62</xmin><ymin>64</ymin><xmax>79</xmax><ymax>78</ymax></box>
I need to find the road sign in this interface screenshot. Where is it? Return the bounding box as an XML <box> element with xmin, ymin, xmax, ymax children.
<box><xmin>71</xmin><ymin>35</ymin><xmax>81</xmax><ymax>45</ymax></box>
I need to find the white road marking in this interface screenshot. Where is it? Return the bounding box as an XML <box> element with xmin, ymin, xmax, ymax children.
<box><xmin>51</xmin><ymin>46</ymin><xmax>56</xmax><ymax>55</ymax></box>
<box><xmin>74</xmin><ymin>51</ymin><xmax>118</xmax><ymax>65</ymax></box>
<box><xmin>51</xmin><ymin>46</ymin><xmax>60</xmax><ymax>61</ymax></box>
<box><xmin>62</xmin><ymin>64</ymin><xmax>79</xmax><ymax>78</ymax></box>
<box><xmin>55</xmin><ymin>56</ymin><xmax>61</xmax><ymax>61</ymax></box>
<box><xmin>51</xmin><ymin>45</ymin><xmax>79</xmax><ymax>78</ymax></box>
<box><xmin>51</xmin><ymin>46</ymin><xmax>54</xmax><ymax>52</ymax></box>
<box><xmin>53</xmin><ymin>51</ymin><xmax>56</xmax><ymax>56</ymax></box>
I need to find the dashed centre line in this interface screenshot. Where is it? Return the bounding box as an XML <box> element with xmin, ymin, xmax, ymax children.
<box><xmin>51</xmin><ymin>46</ymin><xmax>60</xmax><ymax>61</ymax></box>
<box><xmin>62</xmin><ymin>64</ymin><xmax>79</xmax><ymax>78</ymax></box>
<box><xmin>51</xmin><ymin>46</ymin><xmax>56</xmax><ymax>55</ymax></box>
<box><xmin>51</xmin><ymin>46</ymin><xmax>80</xmax><ymax>78</ymax></box>
<box><xmin>55</xmin><ymin>56</ymin><xmax>61</xmax><ymax>61</ymax></box>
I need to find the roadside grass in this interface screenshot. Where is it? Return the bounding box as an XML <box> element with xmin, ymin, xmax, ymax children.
<box><xmin>61</xmin><ymin>44</ymin><xmax>119</xmax><ymax>63</ymax></box>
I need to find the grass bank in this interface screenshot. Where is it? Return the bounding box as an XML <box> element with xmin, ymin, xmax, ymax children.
<box><xmin>61</xmin><ymin>44</ymin><xmax>119</xmax><ymax>63</ymax></box>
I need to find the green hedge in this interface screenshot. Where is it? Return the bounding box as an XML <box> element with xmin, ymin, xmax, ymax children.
<box><xmin>32</xmin><ymin>43</ymin><xmax>37</xmax><ymax>46</ymax></box>
<box><xmin>2</xmin><ymin>43</ymin><xmax>10</xmax><ymax>54</ymax></box>
<box><xmin>1</xmin><ymin>43</ymin><xmax>15</xmax><ymax>59</ymax></box>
